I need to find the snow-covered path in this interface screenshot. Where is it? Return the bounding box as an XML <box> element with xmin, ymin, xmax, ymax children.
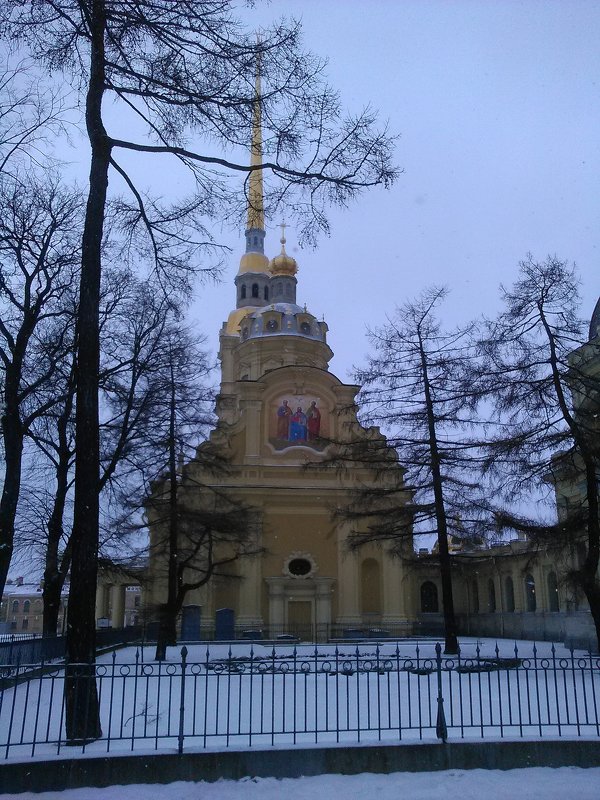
<box><xmin>3</xmin><ymin>767</ymin><xmax>600</xmax><ymax>800</ymax></box>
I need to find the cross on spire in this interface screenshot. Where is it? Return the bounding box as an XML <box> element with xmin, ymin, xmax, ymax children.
<box><xmin>279</xmin><ymin>221</ymin><xmax>287</xmax><ymax>251</ymax></box>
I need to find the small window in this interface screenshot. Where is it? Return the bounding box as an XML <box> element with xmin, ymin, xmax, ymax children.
<box><xmin>420</xmin><ymin>581</ymin><xmax>438</xmax><ymax>613</ymax></box>
<box><xmin>23</xmin><ymin>600</ymin><xmax>30</xmax><ymax>613</ymax></box>
<box><xmin>241</xmin><ymin>284</ymin><xmax>247</xmax><ymax>299</ymax></box>
<box><xmin>253</xmin><ymin>236</ymin><xmax>258</xmax><ymax>246</ymax></box>
<box><xmin>264</xmin><ymin>286</ymin><xmax>269</xmax><ymax>301</ymax></box>
<box><xmin>288</xmin><ymin>558</ymin><xmax>312</xmax><ymax>576</ymax></box>
<box><xmin>487</xmin><ymin>579</ymin><xmax>496</xmax><ymax>612</ymax></box>
<box><xmin>471</xmin><ymin>580</ymin><xmax>479</xmax><ymax>613</ymax></box>
<box><xmin>547</xmin><ymin>571</ymin><xmax>559</xmax><ymax>612</ymax></box>
<box><xmin>252</xmin><ymin>283</ymin><xmax>259</xmax><ymax>298</ymax></box>
<box><xmin>300</xmin><ymin>321</ymin><xmax>311</xmax><ymax>335</ymax></box>
<box><xmin>11</xmin><ymin>600</ymin><xmax>18</xmax><ymax>613</ymax></box>
<box><xmin>525</xmin><ymin>574</ymin><xmax>536</xmax><ymax>612</ymax></box>
<box><xmin>21</xmin><ymin>618</ymin><xmax>28</xmax><ymax>630</ymax></box>
<box><xmin>266</xmin><ymin>319</ymin><xmax>278</xmax><ymax>332</ymax></box>
<box><xmin>504</xmin><ymin>576</ymin><xmax>515</xmax><ymax>613</ymax></box>
<box><xmin>134</xmin><ymin>595</ymin><xmax>141</xmax><ymax>608</ymax></box>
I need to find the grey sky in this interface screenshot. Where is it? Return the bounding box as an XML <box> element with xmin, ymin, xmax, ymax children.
<box><xmin>198</xmin><ymin>0</ymin><xmax>599</xmax><ymax>379</ymax></box>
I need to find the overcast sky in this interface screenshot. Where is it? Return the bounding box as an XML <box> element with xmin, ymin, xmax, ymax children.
<box><xmin>194</xmin><ymin>0</ymin><xmax>599</xmax><ymax>379</ymax></box>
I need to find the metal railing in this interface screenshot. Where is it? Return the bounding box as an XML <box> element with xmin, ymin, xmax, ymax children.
<box><xmin>1</xmin><ymin>640</ymin><xmax>598</xmax><ymax>760</ymax></box>
<box><xmin>0</xmin><ymin>627</ymin><xmax>145</xmax><ymax>667</ymax></box>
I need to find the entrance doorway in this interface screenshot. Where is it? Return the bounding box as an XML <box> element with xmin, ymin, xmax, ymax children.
<box><xmin>287</xmin><ymin>600</ymin><xmax>313</xmax><ymax>640</ymax></box>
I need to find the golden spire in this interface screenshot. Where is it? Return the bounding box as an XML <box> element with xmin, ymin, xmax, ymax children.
<box><xmin>247</xmin><ymin>49</ymin><xmax>264</xmax><ymax>234</ymax></box>
<box><xmin>238</xmin><ymin>46</ymin><xmax>269</xmax><ymax>276</ymax></box>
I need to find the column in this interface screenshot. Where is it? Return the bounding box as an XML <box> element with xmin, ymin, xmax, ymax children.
<box><xmin>110</xmin><ymin>584</ymin><xmax>126</xmax><ymax>629</ymax></box>
<box><xmin>95</xmin><ymin>583</ymin><xmax>109</xmax><ymax>623</ymax></box>
<box><xmin>266</xmin><ymin>578</ymin><xmax>286</xmax><ymax>631</ymax></box>
<box><xmin>237</xmin><ymin>553</ymin><xmax>263</xmax><ymax>627</ymax></box>
<box><xmin>335</xmin><ymin>526</ymin><xmax>361</xmax><ymax>625</ymax></box>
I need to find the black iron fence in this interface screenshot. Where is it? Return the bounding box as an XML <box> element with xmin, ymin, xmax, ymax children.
<box><xmin>1</xmin><ymin>640</ymin><xmax>598</xmax><ymax>760</ymax></box>
<box><xmin>0</xmin><ymin>627</ymin><xmax>145</xmax><ymax>667</ymax></box>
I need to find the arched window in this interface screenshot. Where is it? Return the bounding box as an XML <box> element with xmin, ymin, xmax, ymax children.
<box><xmin>420</xmin><ymin>581</ymin><xmax>439</xmax><ymax>613</ymax></box>
<box><xmin>11</xmin><ymin>600</ymin><xmax>18</xmax><ymax>612</ymax></box>
<box><xmin>23</xmin><ymin>600</ymin><xmax>30</xmax><ymax>613</ymax></box>
<box><xmin>547</xmin><ymin>571</ymin><xmax>559</xmax><ymax>612</ymax></box>
<box><xmin>471</xmin><ymin>580</ymin><xmax>479</xmax><ymax>613</ymax></box>
<box><xmin>504</xmin><ymin>576</ymin><xmax>515</xmax><ymax>612</ymax></box>
<box><xmin>487</xmin><ymin>579</ymin><xmax>496</xmax><ymax>612</ymax></box>
<box><xmin>241</xmin><ymin>284</ymin><xmax>246</xmax><ymax>299</ymax></box>
<box><xmin>524</xmin><ymin>573</ymin><xmax>536</xmax><ymax>612</ymax></box>
<box><xmin>264</xmin><ymin>286</ymin><xmax>269</xmax><ymax>301</ymax></box>
<box><xmin>251</xmin><ymin>283</ymin><xmax>259</xmax><ymax>298</ymax></box>
<box><xmin>361</xmin><ymin>559</ymin><xmax>381</xmax><ymax>616</ymax></box>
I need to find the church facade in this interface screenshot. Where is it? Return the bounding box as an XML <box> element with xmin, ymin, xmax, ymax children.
<box><xmin>144</xmin><ymin>217</ymin><xmax>415</xmax><ymax>640</ymax></box>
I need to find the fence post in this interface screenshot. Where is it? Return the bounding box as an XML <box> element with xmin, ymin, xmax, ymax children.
<box><xmin>435</xmin><ymin>642</ymin><xmax>447</xmax><ymax>742</ymax></box>
<box><xmin>178</xmin><ymin>645</ymin><xmax>188</xmax><ymax>755</ymax></box>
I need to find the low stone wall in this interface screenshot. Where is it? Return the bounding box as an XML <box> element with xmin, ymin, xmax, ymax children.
<box><xmin>2</xmin><ymin>740</ymin><xmax>600</xmax><ymax>794</ymax></box>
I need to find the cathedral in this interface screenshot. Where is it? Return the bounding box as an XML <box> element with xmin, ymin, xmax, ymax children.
<box><xmin>136</xmin><ymin>86</ymin><xmax>600</xmax><ymax>649</ymax></box>
<box><xmin>143</xmin><ymin>92</ymin><xmax>413</xmax><ymax>641</ymax></box>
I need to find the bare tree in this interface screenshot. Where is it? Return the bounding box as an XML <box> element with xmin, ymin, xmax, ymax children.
<box><xmin>0</xmin><ymin>57</ymin><xmax>68</xmax><ymax>176</ymax></box>
<box><xmin>480</xmin><ymin>256</ymin><xmax>600</xmax><ymax>648</ymax></box>
<box><xmin>0</xmin><ymin>175</ymin><xmax>80</xmax><ymax>600</ymax></box>
<box><xmin>111</xmin><ymin>320</ymin><xmax>255</xmax><ymax>661</ymax></box>
<box><xmin>4</xmin><ymin>0</ymin><xmax>397</xmax><ymax>740</ymax></box>
<box><xmin>343</xmin><ymin>288</ymin><xmax>487</xmax><ymax>654</ymax></box>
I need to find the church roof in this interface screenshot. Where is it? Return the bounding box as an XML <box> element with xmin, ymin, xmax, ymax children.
<box><xmin>240</xmin><ymin>302</ymin><xmax>327</xmax><ymax>342</ymax></box>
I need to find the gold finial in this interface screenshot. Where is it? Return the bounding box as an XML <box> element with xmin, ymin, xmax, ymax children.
<box><xmin>279</xmin><ymin>221</ymin><xmax>287</xmax><ymax>252</ymax></box>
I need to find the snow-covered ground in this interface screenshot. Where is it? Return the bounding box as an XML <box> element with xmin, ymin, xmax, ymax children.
<box><xmin>3</xmin><ymin>767</ymin><xmax>600</xmax><ymax>800</ymax></box>
<box><xmin>2</xmin><ymin>638</ymin><xmax>599</xmax><ymax>761</ymax></box>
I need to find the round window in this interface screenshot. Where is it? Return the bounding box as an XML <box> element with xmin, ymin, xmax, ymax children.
<box><xmin>266</xmin><ymin>319</ymin><xmax>278</xmax><ymax>332</ymax></box>
<box><xmin>288</xmin><ymin>558</ymin><xmax>312</xmax><ymax>576</ymax></box>
<box><xmin>300</xmin><ymin>321</ymin><xmax>311</xmax><ymax>334</ymax></box>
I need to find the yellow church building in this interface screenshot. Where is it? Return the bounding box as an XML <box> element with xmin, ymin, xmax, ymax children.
<box><xmin>144</xmin><ymin>162</ymin><xmax>414</xmax><ymax>641</ymax></box>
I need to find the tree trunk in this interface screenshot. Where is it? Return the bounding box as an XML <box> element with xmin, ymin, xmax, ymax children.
<box><xmin>42</xmin><ymin>368</ymin><xmax>74</xmax><ymax>635</ymax></box>
<box><xmin>154</xmin><ymin>603</ymin><xmax>178</xmax><ymax>661</ymax></box>
<box><xmin>43</xmin><ymin>543</ymin><xmax>71</xmax><ymax>636</ymax></box>
<box><xmin>419</xmin><ymin>335</ymin><xmax>459</xmax><ymax>654</ymax></box>
<box><xmin>579</xmin><ymin>461</ymin><xmax>600</xmax><ymax>652</ymax></box>
<box><xmin>42</xmin><ymin>573</ymin><xmax>63</xmax><ymax>636</ymax></box>
<box><xmin>0</xmin><ymin>402</ymin><xmax>23</xmax><ymax>599</ymax></box>
<box><xmin>65</xmin><ymin>0</ymin><xmax>110</xmax><ymax>743</ymax></box>
<box><xmin>154</xmin><ymin>354</ymin><xmax>180</xmax><ymax>661</ymax></box>
<box><xmin>581</xmin><ymin>582</ymin><xmax>600</xmax><ymax>654</ymax></box>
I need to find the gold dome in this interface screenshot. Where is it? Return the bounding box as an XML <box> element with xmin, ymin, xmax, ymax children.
<box><xmin>269</xmin><ymin>223</ymin><xmax>298</xmax><ymax>277</ymax></box>
<box><xmin>238</xmin><ymin>251</ymin><xmax>270</xmax><ymax>275</ymax></box>
<box><xmin>225</xmin><ymin>308</ymin><xmax>252</xmax><ymax>335</ymax></box>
